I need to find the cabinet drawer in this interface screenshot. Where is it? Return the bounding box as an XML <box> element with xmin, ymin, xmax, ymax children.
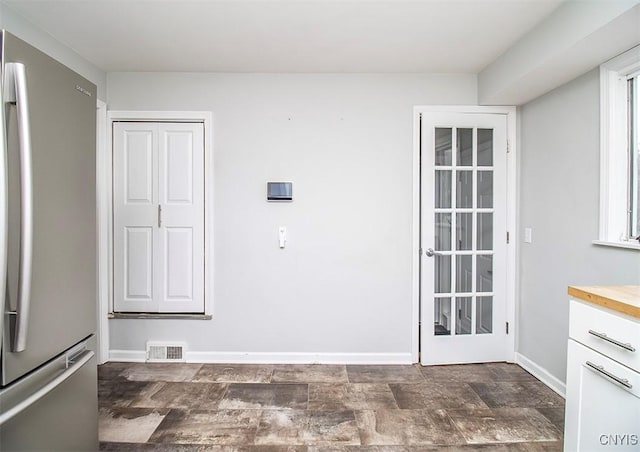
<box><xmin>564</xmin><ymin>340</ymin><xmax>640</xmax><ymax>452</ymax></box>
<box><xmin>570</xmin><ymin>300</ymin><xmax>640</xmax><ymax>371</ymax></box>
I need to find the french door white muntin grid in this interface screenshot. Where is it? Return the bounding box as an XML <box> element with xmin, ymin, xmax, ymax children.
<box><xmin>433</xmin><ymin>125</ymin><xmax>495</xmax><ymax>338</ymax></box>
<box><xmin>420</xmin><ymin>111</ymin><xmax>509</xmax><ymax>365</ymax></box>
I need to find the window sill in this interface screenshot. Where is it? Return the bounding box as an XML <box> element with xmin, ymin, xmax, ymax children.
<box><xmin>592</xmin><ymin>240</ymin><xmax>640</xmax><ymax>251</ymax></box>
<box><xmin>109</xmin><ymin>312</ymin><xmax>212</xmax><ymax>320</ymax></box>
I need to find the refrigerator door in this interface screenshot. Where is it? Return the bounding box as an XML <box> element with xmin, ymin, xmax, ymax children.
<box><xmin>0</xmin><ymin>337</ymin><xmax>98</xmax><ymax>451</ymax></box>
<box><xmin>1</xmin><ymin>31</ymin><xmax>97</xmax><ymax>385</ymax></box>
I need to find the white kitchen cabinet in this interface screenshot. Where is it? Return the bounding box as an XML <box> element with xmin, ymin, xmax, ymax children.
<box><xmin>564</xmin><ymin>288</ymin><xmax>640</xmax><ymax>452</ymax></box>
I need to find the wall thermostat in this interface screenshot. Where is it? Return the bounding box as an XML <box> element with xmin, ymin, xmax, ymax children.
<box><xmin>267</xmin><ymin>182</ymin><xmax>293</xmax><ymax>201</ymax></box>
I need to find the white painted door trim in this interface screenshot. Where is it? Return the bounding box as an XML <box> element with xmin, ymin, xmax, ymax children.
<box><xmin>96</xmin><ymin>99</ymin><xmax>109</xmax><ymax>364</ymax></box>
<box><xmin>411</xmin><ymin>105</ymin><xmax>517</xmax><ymax>364</ymax></box>
<box><xmin>98</xmin><ymin>111</ymin><xmax>214</xmax><ymax>358</ymax></box>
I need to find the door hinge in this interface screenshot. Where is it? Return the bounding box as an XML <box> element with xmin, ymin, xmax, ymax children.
<box><xmin>506</xmin><ymin>231</ymin><xmax>510</xmax><ymax>244</ymax></box>
<box><xmin>506</xmin><ymin>322</ymin><xmax>509</xmax><ymax>335</ymax></box>
<box><xmin>507</xmin><ymin>140</ymin><xmax>510</xmax><ymax>153</ymax></box>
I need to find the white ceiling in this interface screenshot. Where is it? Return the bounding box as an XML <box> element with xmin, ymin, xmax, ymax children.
<box><xmin>2</xmin><ymin>0</ymin><xmax>564</xmax><ymax>73</ymax></box>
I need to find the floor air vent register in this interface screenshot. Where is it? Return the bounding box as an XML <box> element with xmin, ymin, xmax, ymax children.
<box><xmin>146</xmin><ymin>342</ymin><xmax>187</xmax><ymax>362</ymax></box>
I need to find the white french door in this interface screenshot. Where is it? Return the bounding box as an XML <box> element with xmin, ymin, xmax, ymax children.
<box><xmin>420</xmin><ymin>112</ymin><xmax>509</xmax><ymax>365</ymax></box>
<box><xmin>113</xmin><ymin>122</ymin><xmax>204</xmax><ymax>313</ymax></box>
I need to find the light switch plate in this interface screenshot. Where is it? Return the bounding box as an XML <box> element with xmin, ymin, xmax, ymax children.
<box><xmin>524</xmin><ymin>228</ymin><xmax>533</xmax><ymax>243</ymax></box>
<box><xmin>279</xmin><ymin>226</ymin><xmax>287</xmax><ymax>248</ymax></box>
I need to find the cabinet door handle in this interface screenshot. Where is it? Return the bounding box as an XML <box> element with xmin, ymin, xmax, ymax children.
<box><xmin>585</xmin><ymin>361</ymin><xmax>632</xmax><ymax>389</ymax></box>
<box><xmin>588</xmin><ymin>330</ymin><xmax>635</xmax><ymax>352</ymax></box>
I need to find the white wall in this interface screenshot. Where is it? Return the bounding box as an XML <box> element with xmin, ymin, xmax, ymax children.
<box><xmin>107</xmin><ymin>72</ymin><xmax>477</xmax><ymax>361</ymax></box>
<box><xmin>0</xmin><ymin>3</ymin><xmax>107</xmax><ymax>99</ymax></box>
<box><xmin>518</xmin><ymin>68</ymin><xmax>640</xmax><ymax>382</ymax></box>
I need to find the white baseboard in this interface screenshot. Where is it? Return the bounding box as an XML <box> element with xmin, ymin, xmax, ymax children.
<box><xmin>108</xmin><ymin>350</ymin><xmax>413</xmax><ymax>365</ymax></box>
<box><xmin>109</xmin><ymin>349</ymin><xmax>146</xmax><ymax>362</ymax></box>
<box><xmin>187</xmin><ymin>351</ymin><xmax>413</xmax><ymax>364</ymax></box>
<box><xmin>516</xmin><ymin>352</ymin><xmax>566</xmax><ymax>398</ymax></box>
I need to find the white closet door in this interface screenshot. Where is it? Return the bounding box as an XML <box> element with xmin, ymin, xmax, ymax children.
<box><xmin>113</xmin><ymin>123</ymin><xmax>159</xmax><ymax>312</ymax></box>
<box><xmin>113</xmin><ymin>122</ymin><xmax>204</xmax><ymax>313</ymax></box>
<box><xmin>157</xmin><ymin>123</ymin><xmax>204</xmax><ymax>313</ymax></box>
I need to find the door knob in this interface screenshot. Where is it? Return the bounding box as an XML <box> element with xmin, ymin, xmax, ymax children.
<box><xmin>424</xmin><ymin>248</ymin><xmax>442</xmax><ymax>257</ymax></box>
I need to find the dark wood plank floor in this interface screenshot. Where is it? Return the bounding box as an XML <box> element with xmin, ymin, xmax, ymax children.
<box><xmin>98</xmin><ymin>362</ymin><xmax>564</xmax><ymax>451</ymax></box>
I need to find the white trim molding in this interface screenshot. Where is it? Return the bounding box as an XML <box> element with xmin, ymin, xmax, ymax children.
<box><xmin>412</xmin><ymin>105</ymin><xmax>517</xmax><ymax>364</ymax></box>
<box><xmin>109</xmin><ymin>350</ymin><xmax>413</xmax><ymax>365</ymax></box>
<box><xmin>188</xmin><ymin>352</ymin><xmax>413</xmax><ymax>364</ymax></box>
<box><xmin>411</xmin><ymin>109</ymin><xmax>421</xmax><ymax>362</ymax></box>
<box><xmin>109</xmin><ymin>349</ymin><xmax>147</xmax><ymax>362</ymax></box>
<box><xmin>599</xmin><ymin>45</ymin><xmax>640</xmax><ymax>246</ymax></box>
<box><xmin>96</xmin><ymin>99</ymin><xmax>109</xmax><ymax>364</ymax></box>
<box><xmin>516</xmin><ymin>353</ymin><xmax>566</xmax><ymax>398</ymax></box>
<box><xmin>593</xmin><ymin>239</ymin><xmax>640</xmax><ymax>251</ymax></box>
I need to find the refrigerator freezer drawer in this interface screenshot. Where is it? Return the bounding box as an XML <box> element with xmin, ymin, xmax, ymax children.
<box><xmin>0</xmin><ymin>338</ymin><xmax>98</xmax><ymax>451</ymax></box>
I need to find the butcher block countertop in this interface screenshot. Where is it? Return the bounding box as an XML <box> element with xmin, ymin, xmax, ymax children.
<box><xmin>568</xmin><ymin>285</ymin><xmax>640</xmax><ymax>319</ymax></box>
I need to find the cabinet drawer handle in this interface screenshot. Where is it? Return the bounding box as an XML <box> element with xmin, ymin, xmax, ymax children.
<box><xmin>588</xmin><ymin>330</ymin><xmax>635</xmax><ymax>352</ymax></box>
<box><xmin>585</xmin><ymin>361</ymin><xmax>633</xmax><ymax>389</ymax></box>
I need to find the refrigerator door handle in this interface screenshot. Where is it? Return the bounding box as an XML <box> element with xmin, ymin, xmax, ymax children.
<box><xmin>3</xmin><ymin>63</ymin><xmax>33</xmax><ymax>353</ymax></box>
<box><xmin>0</xmin><ymin>349</ymin><xmax>94</xmax><ymax>426</ymax></box>
<box><xmin>0</xmin><ymin>61</ymin><xmax>8</xmax><ymax>347</ymax></box>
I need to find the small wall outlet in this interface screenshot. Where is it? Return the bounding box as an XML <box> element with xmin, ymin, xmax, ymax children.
<box><xmin>524</xmin><ymin>228</ymin><xmax>533</xmax><ymax>244</ymax></box>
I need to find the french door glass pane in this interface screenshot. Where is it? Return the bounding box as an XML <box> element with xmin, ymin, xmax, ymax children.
<box><xmin>477</xmin><ymin>213</ymin><xmax>493</xmax><ymax>250</ymax></box>
<box><xmin>456</xmin><ymin>213</ymin><xmax>472</xmax><ymax>250</ymax></box>
<box><xmin>456</xmin><ymin>255</ymin><xmax>473</xmax><ymax>293</ymax></box>
<box><xmin>476</xmin><ymin>296</ymin><xmax>493</xmax><ymax>334</ymax></box>
<box><xmin>435</xmin><ymin>213</ymin><xmax>452</xmax><ymax>251</ymax></box>
<box><xmin>478</xmin><ymin>171</ymin><xmax>493</xmax><ymax>208</ymax></box>
<box><xmin>435</xmin><ymin>255</ymin><xmax>451</xmax><ymax>293</ymax></box>
<box><xmin>477</xmin><ymin>255</ymin><xmax>493</xmax><ymax>292</ymax></box>
<box><xmin>435</xmin><ymin>171</ymin><xmax>452</xmax><ymax>208</ymax></box>
<box><xmin>434</xmin><ymin>298</ymin><xmax>451</xmax><ymax>335</ymax></box>
<box><xmin>456</xmin><ymin>171</ymin><xmax>473</xmax><ymax>208</ymax></box>
<box><xmin>477</xmin><ymin>129</ymin><xmax>493</xmax><ymax>166</ymax></box>
<box><xmin>457</xmin><ymin>128</ymin><xmax>473</xmax><ymax>166</ymax></box>
<box><xmin>435</xmin><ymin>128</ymin><xmax>452</xmax><ymax>166</ymax></box>
<box><xmin>456</xmin><ymin>297</ymin><xmax>472</xmax><ymax>335</ymax></box>
<box><xmin>431</xmin><ymin>122</ymin><xmax>496</xmax><ymax>343</ymax></box>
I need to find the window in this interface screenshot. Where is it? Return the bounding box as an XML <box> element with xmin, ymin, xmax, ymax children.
<box><xmin>629</xmin><ymin>74</ymin><xmax>639</xmax><ymax>239</ymax></box>
<box><xmin>598</xmin><ymin>46</ymin><xmax>640</xmax><ymax>249</ymax></box>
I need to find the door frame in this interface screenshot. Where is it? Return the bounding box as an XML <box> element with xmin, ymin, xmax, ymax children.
<box><xmin>96</xmin><ymin>100</ymin><xmax>109</xmax><ymax>364</ymax></box>
<box><xmin>97</xmin><ymin>110</ymin><xmax>213</xmax><ymax>362</ymax></box>
<box><xmin>411</xmin><ymin>105</ymin><xmax>517</xmax><ymax>364</ymax></box>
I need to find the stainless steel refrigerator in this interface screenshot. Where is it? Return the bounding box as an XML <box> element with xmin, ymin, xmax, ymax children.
<box><xmin>0</xmin><ymin>31</ymin><xmax>98</xmax><ymax>450</ymax></box>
